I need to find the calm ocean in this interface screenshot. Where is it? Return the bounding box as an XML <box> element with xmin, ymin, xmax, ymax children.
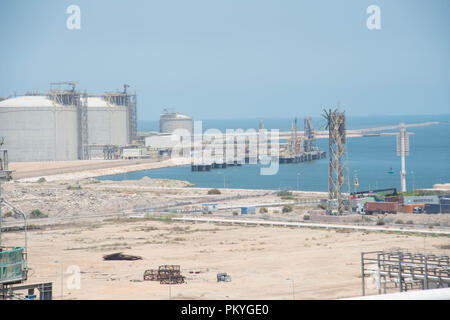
<box><xmin>98</xmin><ymin>114</ymin><xmax>450</xmax><ymax>192</ymax></box>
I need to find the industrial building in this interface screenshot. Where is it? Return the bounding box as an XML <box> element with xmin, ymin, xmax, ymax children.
<box><xmin>0</xmin><ymin>82</ymin><xmax>137</xmax><ymax>162</ymax></box>
<box><xmin>160</xmin><ymin>109</ymin><xmax>193</xmax><ymax>135</ymax></box>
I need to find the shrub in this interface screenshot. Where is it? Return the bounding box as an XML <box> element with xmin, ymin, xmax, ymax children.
<box><xmin>67</xmin><ymin>185</ymin><xmax>82</xmax><ymax>190</ymax></box>
<box><xmin>259</xmin><ymin>207</ymin><xmax>268</xmax><ymax>213</ymax></box>
<box><xmin>406</xmin><ymin>220</ymin><xmax>414</xmax><ymax>225</ymax></box>
<box><xmin>277</xmin><ymin>190</ymin><xmax>292</xmax><ymax>197</ymax></box>
<box><xmin>37</xmin><ymin>177</ymin><xmax>46</xmax><ymax>183</ymax></box>
<box><xmin>318</xmin><ymin>204</ymin><xmax>327</xmax><ymax>210</ymax></box>
<box><xmin>303</xmin><ymin>214</ymin><xmax>310</xmax><ymax>221</ymax></box>
<box><xmin>30</xmin><ymin>209</ymin><xmax>48</xmax><ymax>219</ymax></box>
<box><xmin>282</xmin><ymin>205</ymin><xmax>293</xmax><ymax>213</ymax></box>
<box><xmin>376</xmin><ymin>219</ymin><xmax>385</xmax><ymax>226</ymax></box>
<box><xmin>207</xmin><ymin>188</ymin><xmax>221</xmax><ymax>195</ymax></box>
<box><xmin>395</xmin><ymin>219</ymin><xmax>404</xmax><ymax>224</ymax></box>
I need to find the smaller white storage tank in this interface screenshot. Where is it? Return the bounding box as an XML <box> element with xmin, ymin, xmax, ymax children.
<box><xmin>160</xmin><ymin>111</ymin><xmax>193</xmax><ymax>135</ymax></box>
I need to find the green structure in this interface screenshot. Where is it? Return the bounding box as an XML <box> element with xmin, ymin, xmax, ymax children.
<box><xmin>0</xmin><ymin>247</ymin><xmax>27</xmax><ymax>285</ymax></box>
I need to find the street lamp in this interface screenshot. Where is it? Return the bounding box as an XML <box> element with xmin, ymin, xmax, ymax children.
<box><xmin>286</xmin><ymin>277</ymin><xmax>295</xmax><ymax>300</ymax></box>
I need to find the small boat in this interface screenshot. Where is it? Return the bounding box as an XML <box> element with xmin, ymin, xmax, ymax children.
<box><xmin>387</xmin><ymin>167</ymin><xmax>394</xmax><ymax>174</ymax></box>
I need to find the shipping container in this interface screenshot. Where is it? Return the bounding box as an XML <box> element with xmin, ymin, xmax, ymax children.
<box><xmin>424</xmin><ymin>204</ymin><xmax>450</xmax><ymax>214</ymax></box>
<box><xmin>439</xmin><ymin>197</ymin><xmax>450</xmax><ymax>205</ymax></box>
<box><xmin>385</xmin><ymin>195</ymin><xmax>403</xmax><ymax>203</ymax></box>
<box><xmin>402</xmin><ymin>203</ymin><xmax>425</xmax><ymax>214</ymax></box>
<box><xmin>403</xmin><ymin>195</ymin><xmax>439</xmax><ymax>205</ymax></box>
<box><xmin>241</xmin><ymin>206</ymin><xmax>256</xmax><ymax>214</ymax></box>
<box><xmin>365</xmin><ymin>202</ymin><xmax>400</xmax><ymax>214</ymax></box>
<box><xmin>122</xmin><ymin>148</ymin><xmax>144</xmax><ymax>159</ymax></box>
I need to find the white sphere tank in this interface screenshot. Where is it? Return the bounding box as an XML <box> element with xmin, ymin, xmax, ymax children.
<box><xmin>87</xmin><ymin>97</ymin><xmax>129</xmax><ymax>146</ymax></box>
<box><xmin>0</xmin><ymin>96</ymin><xmax>79</xmax><ymax>161</ymax></box>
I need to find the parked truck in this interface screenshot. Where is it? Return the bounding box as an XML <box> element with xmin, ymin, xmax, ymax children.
<box><xmin>364</xmin><ymin>201</ymin><xmax>400</xmax><ymax>215</ymax></box>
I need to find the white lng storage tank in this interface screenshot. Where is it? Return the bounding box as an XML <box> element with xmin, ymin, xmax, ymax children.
<box><xmin>87</xmin><ymin>97</ymin><xmax>129</xmax><ymax>146</ymax></box>
<box><xmin>0</xmin><ymin>95</ymin><xmax>78</xmax><ymax>161</ymax></box>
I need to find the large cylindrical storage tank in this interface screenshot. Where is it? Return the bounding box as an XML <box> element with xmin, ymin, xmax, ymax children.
<box><xmin>87</xmin><ymin>97</ymin><xmax>129</xmax><ymax>146</ymax></box>
<box><xmin>160</xmin><ymin>112</ymin><xmax>193</xmax><ymax>135</ymax></box>
<box><xmin>0</xmin><ymin>96</ymin><xmax>79</xmax><ymax>161</ymax></box>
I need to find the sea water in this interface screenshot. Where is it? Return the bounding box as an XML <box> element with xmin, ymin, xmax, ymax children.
<box><xmin>97</xmin><ymin>114</ymin><xmax>450</xmax><ymax>192</ymax></box>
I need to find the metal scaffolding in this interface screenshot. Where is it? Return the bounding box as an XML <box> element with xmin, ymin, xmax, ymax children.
<box><xmin>303</xmin><ymin>116</ymin><xmax>315</xmax><ymax>153</ymax></box>
<box><xmin>103</xmin><ymin>84</ymin><xmax>137</xmax><ymax>144</ymax></box>
<box><xmin>48</xmin><ymin>81</ymin><xmax>89</xmax><ymax>160</ymax></box>
<box><xmin>361</xmin><ymin>250</ymin><xmax>450</xmax><ymax>296</ymax></box>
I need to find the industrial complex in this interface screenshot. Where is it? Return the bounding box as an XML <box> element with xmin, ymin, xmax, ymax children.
<box><xmin>0</xmin><ymin>82</ymin><xmax>137</xmax><ymax>161</ymax></box>
<box><xmin>0</xmin><ymin>84</ymin><xmax>449</xmax><ymax>301</ymax></box>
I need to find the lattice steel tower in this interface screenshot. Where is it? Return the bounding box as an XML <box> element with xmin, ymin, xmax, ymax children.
<box><xmin>323</xmin><ymin>108</ymin><xmax>350</xmax><ymax>214</ymax></box>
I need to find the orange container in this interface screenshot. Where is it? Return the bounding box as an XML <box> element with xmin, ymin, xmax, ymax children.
<box><xmin>402</xmin><ymin>203</ymin><xmax>425</xmax><ymax>213</ymax></box>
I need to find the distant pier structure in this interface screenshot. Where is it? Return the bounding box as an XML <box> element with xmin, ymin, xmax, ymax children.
<box><xmin>190</xmin><ymin>116</ymin><xmax>326</xmax><ymax>171</ymax></box>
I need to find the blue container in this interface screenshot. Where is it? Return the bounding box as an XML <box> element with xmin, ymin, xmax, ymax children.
<box><xmin>241</xmin><ymin>206</ymin><xmax>256</xmax><ymax>214</ymax></box>
<box><xmin>424</xmin><ymin>204</ymin><xmax>450</xmax><ymax>214</ymax></box>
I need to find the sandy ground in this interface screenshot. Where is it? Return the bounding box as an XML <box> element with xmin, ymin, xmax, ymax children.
<box><xmin>1</xmin><ymin>158</ymin><xmax>449</xmax><ymax>300</ymax></box>
<box><xmin>9</xmin><ymin>158</ymin><xmax>190</xmax><ymax>182</ymax></box>
<box><xmin>2</xmin><ymin>218</ymin><xmax>449</xmax><ymax>300</ymax></box>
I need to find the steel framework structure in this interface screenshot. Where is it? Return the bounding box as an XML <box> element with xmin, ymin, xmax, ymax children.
<box><xmin>103</xmin><ymin>84</ymin><xmax>137</xmax><ymax>144</ymax></box>
<box><xmin>324</xmin><ymin>109</ymin><xmax>350</xmax><ymax>214</ymax></box>
<box><xmin>143</xmin><ymin>265</ymin><xmax>185</xmax><ymax>284</ymax></box>
<box><xmin>48</xmin><ymin>82</ymin><xmax>89</xmax><ymax>160</ymax></box>
<box><xmin>361</xmin><ymin>250</ymin><xmax>450</xmax><ymax>296</ymax></box>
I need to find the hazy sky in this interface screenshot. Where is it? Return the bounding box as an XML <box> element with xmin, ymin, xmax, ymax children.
<box><xmin>1</xmin><ymin>0</ymin><xmax>449</xmax><ymax>120</ymax></box>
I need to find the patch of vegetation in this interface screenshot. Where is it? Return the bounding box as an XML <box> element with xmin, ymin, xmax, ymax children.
<box><xmin>276</xmin><ymin>190</ymin><xmax>292</xmax><ymax>197</ymax></box>
<box><xmin>406</xmin><ymin>220</ymin><xmax>414</xmax><ymax>225</ymax></box>
<box><xmin>395</xmin><ymin>219</ymin><xmax>404</xmax><ymax>224</ymax></box>
<box><xmin>259</xmin><ymin>207</ymin><xmax>268</xmax><ymax>213</ymax></box>
<box><xmin>67</xmin><ymin>185</ymin><xmax>82</xmax><ymax>190</ymax></box>
<box><xmin>30</xmin><ymin>209</ymin><xmax>48</xmax><ymax>219</ymax></box>
<box><xmin>303</xmin><ymin>214</ymin><xmax>310</xmax><ymax>221</ymax></box>
<box><xmin>5</xmin><ymin>211</ymin><xmax>13</xmax><ymax>217</ymax></box>
<box><xmin>376</xmin><ymin>219</ymin><xmax>385</xmax><ymax>226</ymax></box>
<box><xmin>282</xmin><ymin>205</ymin><xmax>293</xmax><ymax>213</ymax></box>
<box><xmin>317</xmin><ymin>203</ymin><xmax>327</xmax><ymax>210</ymax></box>
<box><xmin>37</xmin><ymin>177</ymin><xmax>46</xmax><ymax>183</ymax></box>
<box><xmin>207</xmin><ymin>188</ymin><xmax>221</xmax><ymax>195</ymax></box>
<box><xmin>398</xmin><ymin>190</ymin><xmax>436</xmax><ymax>197</ymax></box>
